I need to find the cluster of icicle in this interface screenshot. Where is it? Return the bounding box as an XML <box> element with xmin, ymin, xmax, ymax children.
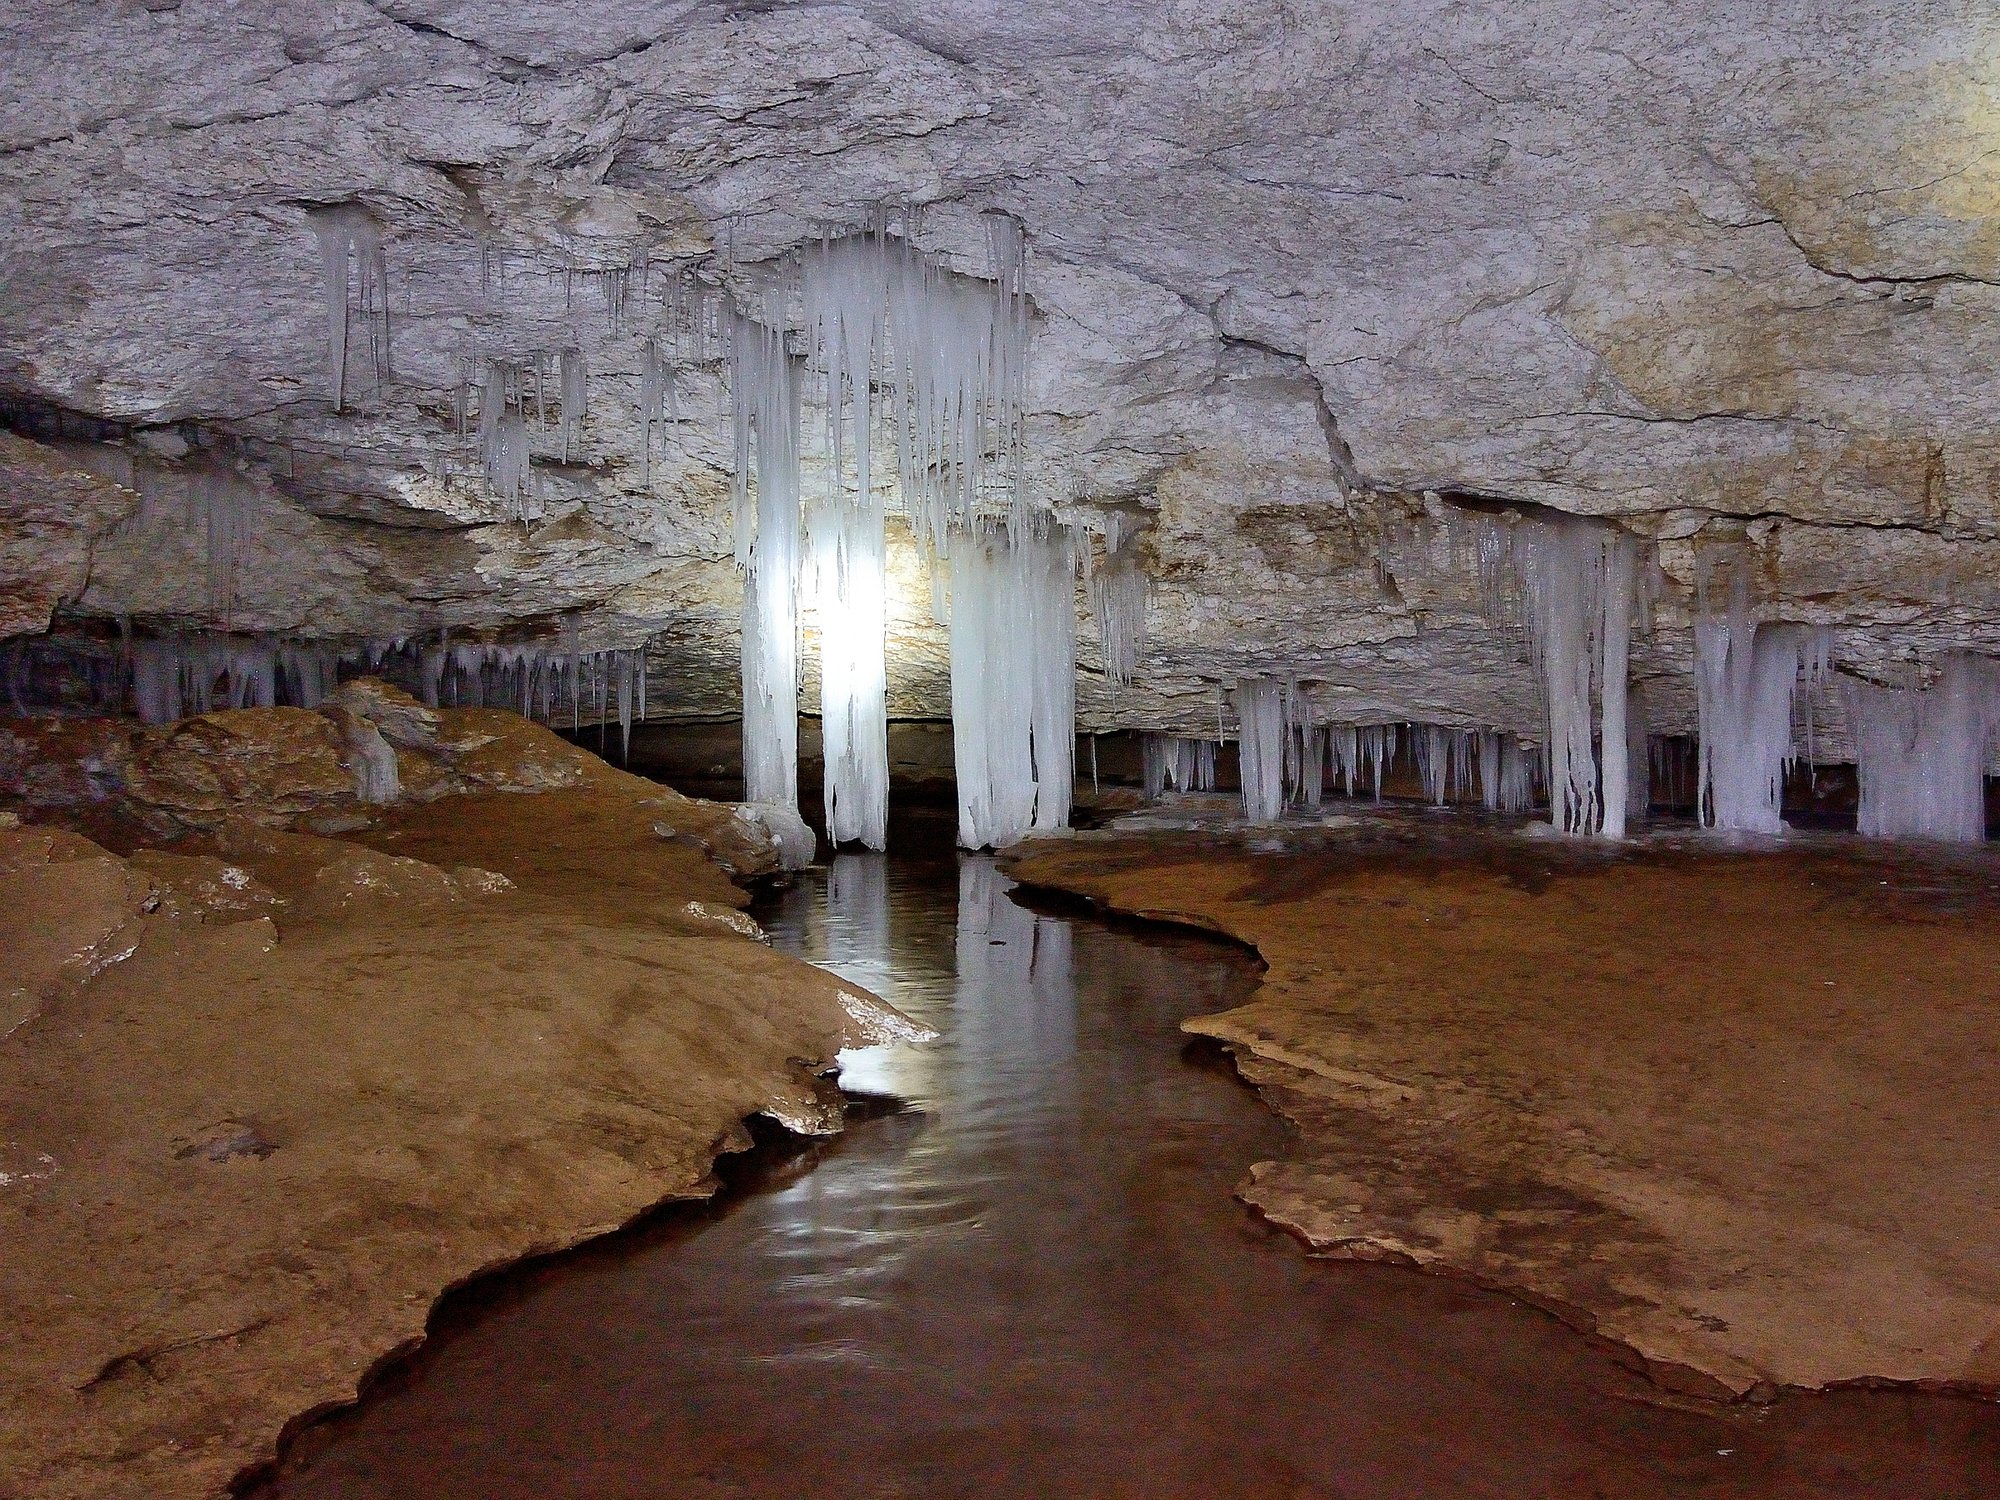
<box><xmin>1142</xmin><ymin>735</ymin><xmax>1217</xmax><ymax>798</ymax></box>
<box><xmin>730</xmin><ymin>215</ymin><xmax>1057</xmax><ymax>851</ymax></box>
<box><xmin>390</xmin><ymin>638</ymin><xmax>649</xmax><ymax>761</ymax></box>
<box><xmin>1690</xmin><ymin>551</ymin><xmax>1831</xmax><ymax>835</ymax></box>
<box><xmin>949</xmin><ymin>519</ymin><xmax>1077</xmax><ymax>849</ymax></box>
<box><xmin>1380</xmin><ymin>506</ymin><xmax>1647</xmax><ymax>838</ymax></box>
<box><xmin>1398</xmin><ymin>507</ymin><xmax>2000</xmax><ymax>842</ymax></box>
<box><xmin>1084</xmin><ymin>512</ymin><xmax>1149</xmax><ymax>689</ymax></box>
<box><xmin>1201</xmin><ymin>679</ymin><xmax>1543</xmax><ymax>822</ymax></box>
<box><xmin>132</xmin><ymin>634</ymin><xmax>340</xmax><ymax>723</ymax></box>
<box><xmin>309</xmin><ymin>198</ymin><xmax>725</xmax><ymax>520</ymax></box>
<box><xmin>1844</xmin><ymin>655</ymin><xmax>1999</xmax><ymax>842</ymax></box>
<box><xmin>125</xmin><ymin>632</ymin><xmax>650</xmax><ymax>760</ymax></box>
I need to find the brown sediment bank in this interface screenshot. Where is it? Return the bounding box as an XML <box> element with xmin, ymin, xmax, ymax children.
<box><xmin>1001</xmin><ymin>814</ymin><xmax>2000</xmax><ymax>1399</ymax></box>
<box><xmin>0</xmin><ymin>698</ymin><xmax>910</xmax><ymax>1500</ymax></box>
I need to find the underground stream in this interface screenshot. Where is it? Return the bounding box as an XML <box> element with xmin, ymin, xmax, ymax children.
<box><xmin>244</xmin><ymin>838</ymin><xmax>2000</xmax><ymax>1499</ymax></box>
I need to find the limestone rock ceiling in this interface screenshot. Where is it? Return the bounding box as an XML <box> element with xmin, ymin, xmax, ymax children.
<box><xmin>4</xmin><ymin>1</ymin><xmax>1998</xmax><ymax>741</ymax></box>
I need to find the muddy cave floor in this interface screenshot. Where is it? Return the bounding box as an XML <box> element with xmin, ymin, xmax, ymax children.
<box><xmin>244</xmin><ymin>802</ymin><xmax>2000</xmax><ymax>1500</ymax></box>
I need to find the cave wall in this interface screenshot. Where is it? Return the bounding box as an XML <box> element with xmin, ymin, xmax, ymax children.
<box><xmin>4</xmin><ymin>1</ymin><xmax>1998</xmax><ymax>745</ymax></box>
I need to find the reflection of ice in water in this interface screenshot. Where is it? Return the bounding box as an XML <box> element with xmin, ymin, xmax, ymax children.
<box><xmin>954</xmin><ymin>860</ymin><xmax>1077</xmax><ymax>1111</ymax></box>
<box><xmin>780</xmin><ymin>853</ymin><xmax>1077</xmax><ymax>1110</ymax></box>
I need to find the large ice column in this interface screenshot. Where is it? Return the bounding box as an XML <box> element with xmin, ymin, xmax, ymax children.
<box><xmin>729</xmin><ymin>309</ymin><xmax>803</xmax><ymax>811</ymax></box>
<box><xmin>1514</xmin><ymin>516</ymin><xmax>1644</xmax><ymax>836</ymax></box>
<box><xmin>1845</xmin><ymin>656</ymin><xmax>1996</xmax><ymax>842</ymax></box>
<box><xmin>1516</xmin><ymin>520</ymin><xmax>1603</xmax><ymax>834</ymax></box>
<box><xmin>801</xmin><ymin>237</ymin><xmax>897</xmax><ymax>849</ymax></box>
<box><xmin>949</xmin><ymin>523</ymin><xmax>1077</xmax><ymax>849</ymax></box>
<box><xmin>1694</xmin><ymin>561</ymin><xmax>1829</xmax><ymax>834</ymax></box>
<box><xmin>1232</xmin><ymin>679</ymin><xmax>1287</xmax><ymax>822</ymax></box>
<box><xmin>1597</xmin><ymin>534</ymin><xmax>1637</xmax><ymax>837</ymax></box>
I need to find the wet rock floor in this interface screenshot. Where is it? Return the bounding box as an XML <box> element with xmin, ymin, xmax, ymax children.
<box><xmin>253</xmin><ymin>831</ymin><xmax>2000</xmax><ymax>1499</ymax></box>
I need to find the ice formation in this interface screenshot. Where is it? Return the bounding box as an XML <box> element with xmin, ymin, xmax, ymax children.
<box><xmin>309</xmin><ymin>204</ymin><xmax>391</xmax><ymax>413</ymax></box>
<box><xmin>1142</xmin><ymin>735</ymin><xmax>1217</xmax><ymax>797</ymax></box>
<box><xmin>726</xmin><ymin>219</ymin><xmax>1043</xmax><ymax>846</ymax></box>
<box><xmin>131</xmin><ymin>634</ymin><xmax>339</xmax><ymax>723</ymax></box>
<box><xmin>949</xmin><ymin>522</ymin><xmax>1077</xmax><ymax>849</ymax></box>
<box><xmin>558</xmin><ymin>348</ymin><xmax>587</xmax><ymax>463</ymax></box>
<box><xmin>1231</xmin><ymin>679</ymin><xmax>1289</xmax><ymax>822</ymax></box>
<box><xmin>1476</xmin><ymin>730</ymin><xmax>1540</xmax><ymax>813</ymax></box>
<box><xmin>398</xmin><ymin>639</ymin><xmax>648</xmax><ymax>757</ymax></box>
<box><xmin>1513</xmin><ymin>516</ymin><xmax>1644</xmax><ymax>836</ymax></box>
<box><xmin>1844</xmin><ymin>656</ymin><xmax>1997</xmax><ymax>842</ymax></box>
<box><xmin>1693</xmin><ymin>556</ymin><xmax>1830</xmax><ymax>834</ymax></box>
<box><xmin>729</xmin><ymin>306</ymin><xmax>803</xmax><ymax>809</ymax></box>
<box><xmin>1088</xmin><ymin>516</ymin><xmax>1149</xmax><ymax>689</ymax></box>
<box><xmin>477</xmin><ymin>360</ymin><xmax>535</xmax><ymax>516</ymax></box>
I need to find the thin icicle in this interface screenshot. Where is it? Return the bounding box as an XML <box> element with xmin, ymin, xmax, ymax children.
<box><xmin>308</xmin><ymin>204</ymin><xmax>391</xmax><ymax>413</ymax></box>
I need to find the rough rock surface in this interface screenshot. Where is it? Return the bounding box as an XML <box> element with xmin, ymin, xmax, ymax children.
<box><xmin>4</xmin><ymin>3</ymin><xmax>1997</xmax><ymax>737</ymax></box>
<box><xmin>0</xmin><ymin>679</ymin><xmax>802</xmax><ymax>872</ymax></box>
<box><xmin>0</xmin><ymin>753</ymin><xmax>912</xmax><ymax>1500</ymax></box>
<box><xmin>1002</xmin><ymin>817</ymin><xmax>2000</xmax><ymax>1398</ymax></box>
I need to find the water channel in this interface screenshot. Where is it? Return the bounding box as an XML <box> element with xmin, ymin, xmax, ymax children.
<box><xmin>254</xmin><ymin>841</ymin><xmax>1998</xmax><ymax>1498</ymax></box>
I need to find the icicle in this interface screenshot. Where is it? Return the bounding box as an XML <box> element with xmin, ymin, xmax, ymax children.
<box><xmin>949</xmin><ymin>521</ymin><xmax>1078</xmax><ymax>849</ymax></box>
<box><xmin>1599</xmin><ymin>533</ymin><xmax>1637</xmax><ymax>837</ymax></box>
<box><xmin>1090</xmin><ymin>542</ymin><xmax>1148</xmax><ymax>689</ymax></box>
<box><xmin>639</xmin><ymin>337</ymin><xmax>667</xmax><ymax>487</ymax></box>
<box><xmin>559</xmin><ymin>348</ymin><xmax>587</xmax><ymax>463</ymax></box>
<box><xmin>1513</xmin><ymin>515</ymin><xmax>1644</xmax><ymax>836</ymax></box>
<box><xmin>479</xmin><ymin>360</ymin><xmax>532</xmax><ymax>514</ymax></box>
<box><xmin>1231</xmin><ymin>679</ymin><xmax>1287</xmax><ymax>822</ymax></box>
<box><xmin>308</xmin><ymin>204</ymin><xmax>391</xmax><ymax>413</ymax></box>
<box><xmin>803</xmin><ymin>238</ymin><xmax>892</xmax><ymax>848</ymax></box>
<box><xmin>1694</xmin><ymin>552</ymin><xmax>1830</xmax><ymax>834</ymax></box>
<box><xmin>615</xmin><ymin>648</ymin><xmax>634</xmax><ymax>762</ymax></box>
<box><xmin>1845</xmin><ymin>655</ymin><xmax>1997</xmax><ymax>842</ymax></box>
<box><xmin>728</xmin><ymin>308</ymin><xmax>803</xmax><ymax>811</ymax></box>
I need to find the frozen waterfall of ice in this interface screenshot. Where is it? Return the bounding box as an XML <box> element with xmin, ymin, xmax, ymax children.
<box><xmin>1694</xmin><ymin>557</ymin><xmax>1830</xmax><ymax>834</ymax></box>
<box><xmin>1844</xmin><ymin>656</ymin><xmax>1997</xmax><ymax>842</ymax></box>
<box><xmin>949</xmin><ymin>522</ymin><xmax>1077</xmax><ymax>849</ymax></box>
<box><xmin>1231</xmin><ymin>679</ymin><xmax>1289</xmax><ymax>822</ymax></box>
<box><xmin>1514</xmin><ymin>516</ymin><xmax>1644</xmax><ymax>837</ymax></box>
<box><xmin>729</xmin><ymin>307</ymin><xmax>804</xmax><ymax>810</ymax></box>
<box><xmin>727</xmin><ymin>220</ymin><xmax>1040</xmax><ymax>843</ymax></box>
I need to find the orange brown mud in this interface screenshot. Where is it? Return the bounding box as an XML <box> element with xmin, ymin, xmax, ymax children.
<box><xmin>1001</xmin><ymin>814</ymin><xmax>2000</xmax><ymax>1401</ymax></box>
<box><xmin>0</xmin><ymin>705</ymin><xmax>910</xmax><ymax>1500</ymax></box>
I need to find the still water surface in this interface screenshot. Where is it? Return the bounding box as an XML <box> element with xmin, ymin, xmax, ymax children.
<box><xmin>258</xmin><ymin>849</ymin><xmax>1999</xmax><ymax>1498</ymax></box>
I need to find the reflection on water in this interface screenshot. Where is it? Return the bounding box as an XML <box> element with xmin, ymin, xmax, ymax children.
<box><xmin>259</xmin><ymin>850</ymin><xmax>2000</xmax><ymax>1500</ymax></box>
